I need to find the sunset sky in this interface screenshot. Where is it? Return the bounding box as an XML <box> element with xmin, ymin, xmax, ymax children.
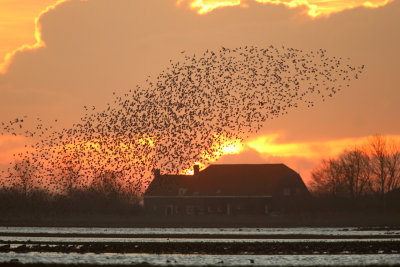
<box><xmin>0</xmin><ymin>0</ymin><xmax>399</xmax><ymax>183</ymax></box>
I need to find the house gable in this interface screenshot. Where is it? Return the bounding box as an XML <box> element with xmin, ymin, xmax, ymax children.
<box><xmin>144</xmin><ymin>164</ymin><xmax>309</xmax><ymax>216</ymax></box>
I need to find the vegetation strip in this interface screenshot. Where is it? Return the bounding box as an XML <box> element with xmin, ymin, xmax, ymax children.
<box><xmin>1</xmin><ymin>241</ymin><xmax>400</xmax><ymax>254</ymax></box>
<box><xmin>1</xmin><ymin>233</ymin><xmax>399</xmax><ymax>239</ymax></box>
<box><xmin>1</xmin><ymin>265</ymin><xmax>400</xmax><ymax>267</ymax></box>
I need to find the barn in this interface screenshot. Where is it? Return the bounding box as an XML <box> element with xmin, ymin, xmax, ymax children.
<box><xmin>144</xmin><ymin>164</ymin><xmax>310</xmax><ymax>216</ymax></box>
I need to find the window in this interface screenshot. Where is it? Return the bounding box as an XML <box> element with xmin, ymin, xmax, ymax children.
<box><xmin>179</xmin><ymin>188</ymin><xmax>187</xmax><ymax>196</ymax></box>
<box><xmin>283</xmin><ymin>188</ymin><xmax>291</xmax><ymax>196</ymax></box>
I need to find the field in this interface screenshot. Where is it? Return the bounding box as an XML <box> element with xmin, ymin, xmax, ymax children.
<box><xmin>1</xmin><ymin>226</ymin><xmax>400</xmax><ymax>266</ymax></box>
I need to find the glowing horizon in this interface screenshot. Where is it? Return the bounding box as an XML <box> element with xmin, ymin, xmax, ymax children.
<box><xmin>245</xmin><ymin>133</ymin><xmax>373</xmax><ymax>160</ymax></box>
<box><xmin>2</xmin><ymin>132</ymin><xmax>400</xmax><ymax>185</ymax></box>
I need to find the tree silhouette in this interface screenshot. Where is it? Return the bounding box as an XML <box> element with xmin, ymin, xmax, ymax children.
<box><xmin>311</xmin><ymin>135</ymin><xmax>400</xmax><ymax>210</ymax></box>
<box><xmin>10</xmin><ymin>158</ymin><xmax>37</xmax><ymax>197</ymax></box>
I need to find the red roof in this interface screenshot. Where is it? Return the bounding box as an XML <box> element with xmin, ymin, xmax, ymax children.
<box><xmin>145</xmin><ymin>164</ymin><xmax>308</xmax><ymax>196</ymax></box>
<box><xmin>145</xmin><ymin>174</ymin><xmax>193</xmax><ymax>196</ymax></box>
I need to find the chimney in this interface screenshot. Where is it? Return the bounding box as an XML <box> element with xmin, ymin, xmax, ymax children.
<box><xmin>193</xmin><ymin>165</ymin><xmax>200</xmax><ymax>176</ymax></box>
<box><xmin>153</xmin><ymin>169</ymin><xmax>160</xmax><ymax>178</ymax></box>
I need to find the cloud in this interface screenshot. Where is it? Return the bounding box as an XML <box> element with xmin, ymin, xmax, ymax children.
<box><xmin>246</xmin><ymin>133</ymin><xmax>372</xmax><ymax>159</ymax></box>
<box><xmin>178</xmin><ymin>0</ymin><xmax>393</xmax><ymax>17</ymax></box>
<box><xmin>0</xmin><ymin>0</ymin><xmax>64</xmax><ymax>74</ymax></box>
<box><xmin>0</xmin><ymin>0</ymin><xmax>59</xmax><ymax>65</ymax></box>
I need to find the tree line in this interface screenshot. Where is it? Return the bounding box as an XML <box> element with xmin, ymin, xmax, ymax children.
<box><xmin>310</xmin><ymin>135</ymin><xmax>400</xmax><ymax>211</ymax></box>
<box><xmin>0</xmin><ymin>160</ymin><xmax>142</xmax><ymax>216</ymax></box>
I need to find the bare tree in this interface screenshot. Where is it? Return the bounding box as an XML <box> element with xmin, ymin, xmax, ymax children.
<box><xmin>59</xmin><ymin>155</ymin><xmax>83</xmax><ymax>194</ymax></box>
<box><xmin>368</xmin><ymin>135</ymin><xmax>389</xmax><ymax>197</ymax></box>
<box><xmin>11</xmin><ymin>158</ymin><xmax>37</xmax><ymax>197</ymax></box>
<box><xmin>367</xmin><ymin>136</ymin><xmax>400</xmax><ymax>191</ymax></box>
<box><xmin>339</xmin><ymin>148</ymin><xmax>371</xmax><ymax>199</ymax></box>
<box><xmin>386</xmin><ymin>140</ymin><xmax>400</xmax><ymax>192</ymax></box>
<box><xmin>91</xmin><ymin>170</ymin><xmax>123</xmax><ymax>199</ymax></box>
<box><xmin>310</xmin><ymin>158</ymin><xmax>346</xmax><ymax>196</ymax></box>
<box><xmin>311</xmin><ymin>135</ymin><xmax>400</xmax><ymax>211</ymax></box>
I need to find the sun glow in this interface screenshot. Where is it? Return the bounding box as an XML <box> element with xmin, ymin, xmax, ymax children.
<box><xmin>182</xmin><ymin>137</ymin><xmax>244</xmax><ymax>175</ymax></box>
<box><xmin>178</xmin><ymin>0</ymin><xmax>393</xmax><ymax>17</ymax></box>
<box><xmin>220</xmin><ymin>140</ymin><xmax>244</xmax><ymax>155</ymax></box>
<box><xmin>183</xmin><ymin>162</ymin><xmax>205</xmax><ymax>175</ymax></box>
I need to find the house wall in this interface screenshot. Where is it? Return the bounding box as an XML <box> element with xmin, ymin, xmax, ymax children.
<box><xmin>144</xmin><ymin>197</ymin><xmax>272</xmax><ymax>216</ymax></box>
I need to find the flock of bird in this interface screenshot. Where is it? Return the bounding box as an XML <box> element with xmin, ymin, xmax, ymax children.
<box><xmin>0</xmin><ymin>45</ymin><xmax>364</xmax><ymax>194</ymax></box>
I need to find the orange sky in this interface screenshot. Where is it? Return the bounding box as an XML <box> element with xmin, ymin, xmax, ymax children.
<box><xmin>0</xmin><ymin>0</ymin><xmax>394</xmax><ymax>66</ymax></box>
<box><xmin>0</xmin><ymin>0</ymin><xmax>399</xmax><ymax>183</ymax></box>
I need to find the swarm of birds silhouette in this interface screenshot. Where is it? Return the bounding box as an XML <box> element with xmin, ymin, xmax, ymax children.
<box><xmin>1</xmin><ymin>45</ymin><xmax>364</xmax><ymax>194</ymax></box>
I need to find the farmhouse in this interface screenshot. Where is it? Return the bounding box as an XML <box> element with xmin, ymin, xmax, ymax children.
<box><xmin>144</xmin><ymin>164</ymin><xmax>310</xmax><ymax>216</ymax></box>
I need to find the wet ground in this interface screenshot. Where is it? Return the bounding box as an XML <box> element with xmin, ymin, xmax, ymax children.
<box><xmin>1</xmin><ymin>240</ymin><xmax>400</xmax><ymax>254</ymax></box>
<box><xmin>1</xmin><ymin>227</ymin><xmax>400</xmax><ymax>266</ymax></box>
